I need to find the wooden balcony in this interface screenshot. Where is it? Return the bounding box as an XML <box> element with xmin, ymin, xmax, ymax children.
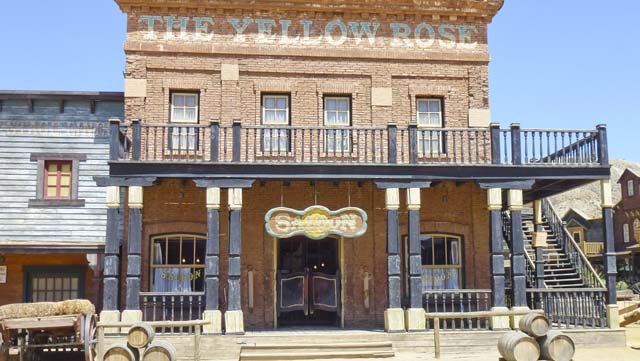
<box><xmin>111</xmin><ymin>120</ymin><xmax>607</xmax><ymax>167</ymax></box>
<box><xmin>580</xmin><ymin>242</ymin><xmax>605</xmax><ymax>257</ymax></box>
<box><xmin>107</xmin><ymin>120</ymin><xmax>611</xmax><ymax>194</ymax></box>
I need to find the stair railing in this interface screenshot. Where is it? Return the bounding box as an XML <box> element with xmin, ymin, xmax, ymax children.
<box><xmin>502</xmin><ymin>211</ymin><xmax>541</xmax><ymax>288</ymax></box>
<box><xmin>541</xmin><ymin>199</ymin><xmax>606</xmax><ymax>289</ymax></box>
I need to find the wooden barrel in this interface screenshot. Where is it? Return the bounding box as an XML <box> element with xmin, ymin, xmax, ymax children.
<box><xmin>497</xmin><ymin>331</ymin><xmax>540</xmax><ymax>361</ymax></box>
<box><xmin>539</xmin><ymin>330</ymin><xmax>575</xmax><ymax>361</ymax></box>
<box><xmin>142</xmin><ymin>340</ymin><xmax>177</xmax><ymax>361</ymax></box>
<box><xmin>127</xmin><ymin>322</ymin><xmax>155</xmax><ymax>349</ymax></box>
<box><xmin>518</xmin><ymin>312</ymin><xmax>551</xmax><ymax>337</ymax></box>
<box><xmin>103</xmin><ymin>342</ymin><xmax>139</xmax><ymax>361</ymax></box>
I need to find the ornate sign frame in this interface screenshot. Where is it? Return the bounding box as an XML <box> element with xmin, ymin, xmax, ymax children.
<box><xmin>265</xmin><ymin>205</ymin><xmax>367</xmax><ymax>239</ymax></box>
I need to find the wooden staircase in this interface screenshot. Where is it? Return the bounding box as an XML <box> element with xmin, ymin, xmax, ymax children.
<box><xmin>239</xmin><ymin>341</ymin><xmax>394</xmax><ymax>360</ymax></box>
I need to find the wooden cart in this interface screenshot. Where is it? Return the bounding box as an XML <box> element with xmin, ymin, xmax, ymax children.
<box><xmin>0</xmin><ymin>313</ymin><xmax>96</xmax><ymax>361</ymax></box>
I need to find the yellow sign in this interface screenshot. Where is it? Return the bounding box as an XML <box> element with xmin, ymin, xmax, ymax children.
<box><xmin>265</xmin><ymin>205</ymin><xmax>367</xmax><ymax>239</ymax></box>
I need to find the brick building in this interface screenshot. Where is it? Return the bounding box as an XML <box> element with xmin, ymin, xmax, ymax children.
<box><xmin>614</xmin><ymin>168</ymin><xmax>640</xmax><ymax>281</ymax></box>
<box><xmin>98</xmin><ymin>0</ymin><xmax>618</xmax><ymax>335</ymax></box>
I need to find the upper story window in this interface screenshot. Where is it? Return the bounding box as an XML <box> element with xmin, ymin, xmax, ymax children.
<box><xmin>170</xmin><ymin>93</ymin><xmax>199</xmax><ymax>151</ymax></box>
<box><xmin>324</xmin><ymin>96</ymin><xmax>351</xmax><ymax>152</ymax></box>
<box><xmin>45</xmin><ymin>161</ymin><xmax>72</xmax><ymax>199</ymax></box>
<box><xmin>29</xmin><ymin>153</ymin><xmax>86</xmax><ymax>208</ymax></box>
<box><xmin>623</xmin><ymin>223</ymin><xmax>630</xmax><ymax>243</ymax></box>
<box><xmin>25</xmin><ymin>267</ymin><xmax>84</xmax><ymax>302</ymax></box>
<box><xmin>628</xmin><ymin>180</ymin><xmax>635</xmax><ymax>197</ymax></box>
<box><xmin>171</xmin><ymin>93</ymin><xmax>199</xmax><ymax>123</ymax></box>
<box><xmin>572</xmin><ymin>231</ymin><xmax>582</xmax><ymax>243</ymax></box>
<box><xmin>261</xmin><ymin>94</ymin><xmax>290</xmax><ymax>152</ymax></box>
<box><xmin>416</xmin><ymin>98</ymin><xmax>443</xmax><ymax>155</ymax></box>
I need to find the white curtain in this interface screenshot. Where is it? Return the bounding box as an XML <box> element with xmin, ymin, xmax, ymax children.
<box><xmin>421</xmin><ymin>268</ymin><xmax>460</xmax><ymax>291</ymax></box>
<box><xmin>153</xmin><ymin>243</ymin><xmax>193</xmax><ymax>292</ymax></box>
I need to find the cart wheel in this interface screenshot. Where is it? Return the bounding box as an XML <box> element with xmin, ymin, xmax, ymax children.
<box><xmin>83</xmin><ymin>313</ymin><xmax>97</xmax><ymax>361</ymax></box>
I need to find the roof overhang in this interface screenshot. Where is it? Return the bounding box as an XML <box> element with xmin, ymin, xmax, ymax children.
<box><xmin>0</xmin><ymin>241</ymin><xmax>105</xmax><ymax>254</ymax></box>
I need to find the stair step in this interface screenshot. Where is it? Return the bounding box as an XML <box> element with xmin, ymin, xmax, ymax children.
<box><xmin>244</xmin><ymin>342</ymin><xmax>393</xmax><ymax>351</ymax></box>
<box><xmin>240</xmin><ymin>350</ymin><xmax>395</xmax><ymax>360</ymax></box>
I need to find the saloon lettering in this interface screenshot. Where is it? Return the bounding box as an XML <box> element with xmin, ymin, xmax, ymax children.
<box><xmin>265</xmin><ymin>206</ymin><xmax>368</xmax><ymax>240</ymax></box>
<box><xmin>139</xmin><ymin>15</ymin><xmax>478</xmax><ymax>49</ymax></box>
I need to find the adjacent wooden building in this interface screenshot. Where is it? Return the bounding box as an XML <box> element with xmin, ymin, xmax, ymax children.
<box><xmin>0</xmin><ymin>91</ymin><xmax>123</xmax><ymax>307</ymax></box>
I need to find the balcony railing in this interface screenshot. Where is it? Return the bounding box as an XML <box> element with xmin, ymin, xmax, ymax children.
<box><xmin>423</xmin><ymin>289</ymin><xmax>492</xmax><ymax>330</ymax></box>
<box><xmin>109</xmin><ymin>119</ymin><xmax>609</xmax><ymax>167</ymax></box>
<box><xmin>140</xmin><ymin>292</ymin><xmax>204</xmax><ymax>333</ymax></box>
<box><xmin>526</xmin><ymin>288</ymin><xmax>607</xmax><ymax>328</ymax></box>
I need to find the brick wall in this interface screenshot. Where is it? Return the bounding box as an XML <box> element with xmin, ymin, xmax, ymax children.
<box><xmin>132</xmin><ymin>180</ymin><xmax>489</xmax><ymax>329</ymax></box>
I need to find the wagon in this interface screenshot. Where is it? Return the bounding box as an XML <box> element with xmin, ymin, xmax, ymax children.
<box><xmin>0</xmin><ymin>302</ymin><xmax>96</xmax><ymax>361</ymax></box>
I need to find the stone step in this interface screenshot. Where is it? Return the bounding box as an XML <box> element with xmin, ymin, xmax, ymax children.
<box><xmin>240</xmin><ymin>342</ymin><xmax>395</xmax><ymax>360</ymax></box>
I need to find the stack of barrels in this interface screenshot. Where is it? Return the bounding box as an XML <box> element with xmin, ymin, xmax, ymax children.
<box><xmin>103</xmin><ymin>323</ymin><xmax>177</xmax><ymax>361</ymax></box>
<box><xmin>498</xmin><ymin>313</ymin><xmax>575</xmax><ymax>361</ymax></box>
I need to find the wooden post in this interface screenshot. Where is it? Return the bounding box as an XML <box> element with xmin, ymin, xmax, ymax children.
<box><xmin>533</xmin><ymin>201</ymin><xmax>546</xmax><ymax>289</ymax></box>
<box><xmin>126</xmin><ymin>186</ymin><xmax>143</xmax><ymax>312</ymax></box>
<box><xmin>103</xmin><ymin>186</ymin><xmax>121</xmax><ymax>311</ymax></box>
<box><xmin>409</xmin><ymin>122</ymin><xmax>418</xmax><ymax>164</ymax></box>
<box><xmin>131</xmin><ymin>118</ymin><xmax>141</xmax><ymax>161</ymax></box>
<box><xmin>434</xmin><ymin>316</ymin><xmax>441</xmax><ymax>359</ymax></box>
<box><xmin>601</xmin><ymin>180</ymin><xmax>619</xmax><ymax>328</ymax></box>
<box><xmin>388</xmin><ymin>123</ymin><xmax>397</xmax><ymax>164</ymax></box>
<box><xmin>109</xmin><ymin>118</ymin><xmax>121</xmax><ymax>161</ymax></box>
<box><xmin>597</xmin><ymin>124</ymin><xmax>609</xmax><ymax>166</ymax></box>
<box><xmin>226</xmin><ymin>188</ymin><xmax>245</xmax><ymax>334</ymax></box>
<box><xmin>509</xmin><ymin>190</ymin><xmax>527</xmax><ymax>311</ymax></box>
<box><xmin>510</xmin><ymin>123</ymin><xmax>522</xmax><ymax>165</ymax></box>
<box><xmin>488</xmin><ymin>189</ymin><xmax>506</xmax><ymax>308</ymax></box>
<box><xmin>205</xmin><ymin>188</ymin><xmax>220</xmax><ymax>311</ymax></box>
<box><xmin>194</xmin><ymin>324</ymin><xmax>201</xmax><ymax>361</ymax></box>
<box><xmin>405</xmin><ymin>188</ymin><xmax>426</xmax><ymax>331</ymax></box>
<box><xmin>232</xmin><ymin>119</ymin><xmax>241</xmax><ymax>162</ymax></box>
<box><xmin>210</xmin><ymin>119</ymin><xmax>219</xmax><ymax>162</ymax></box>
<box><xmin>384</xmin><ymin>188</ymin><xmax>404</xmax><ymax>332</ymax></box>
<box><xmin>490</xmin><ymin>123</ymin><xmax>501</xmax><ymax>164</ymax></box>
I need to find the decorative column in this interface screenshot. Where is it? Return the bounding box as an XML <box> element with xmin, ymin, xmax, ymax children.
<box><xmin>101</xmin><ymin>186</ymin><xmax>121</xmax><ymax>332</ymax></box>
<box><xmin>123</xmin><ymin>186</ymin><xmax>143</xmax><ymax>324</ymax></box>
<box><xmin>601</xmin><ymin>180</ymin><xmax>619</xmax><ymax>328</ymax></box>
<box><xmin>384</xmin><ymin>188</ymin><xmax>404</xmax><ymax>332</ymax></box>
<box><xmin>533</xmin><ymin>201</ymin><xmax>547</xmax><ymax>289</ymax></box>
<box><xmin>203</xmin><ymin>187</ymin><xmax>222</xmax><ymax>334</ymax></box>
<box><xmin>488</xmin><ymin>188</ymin><xmax>509</xmax><ymax>330</ymax></box>
<box><xmin>225</xmin><ymin>188</ymin><xmax>244</xmax><ymax>334</ymax></box>
<box><xmin>405</xmin><ymin>188</ymin><xmax>425</xmax><ymax>331</ymax></box>
<box><xmin>508</xmin><ymin>189</ymin><xmax>529</xmax><ymax>327</ymax></box>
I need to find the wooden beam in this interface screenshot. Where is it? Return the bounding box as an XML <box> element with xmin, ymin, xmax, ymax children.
<box><xmin>59</xmin><ymin>100</ymin><xmax>65</xmax><ymax>113</ymax></box>
<box><xmin>90</xmin><ymin>100</ymin><xmax>97</xmax><ymax>114</ymax></box>
<box><xmin>93</xmin><ymin>176</ymin><xmax>157</xmax><ymax>187</ymax></box>
<box><xmin>27</xmin><ymin>99</ymin><xmax>34</xmax><ymax>113</ymax></box>
<box><xmin>193</xmin><ymin>178</ymin><xmax>255</xmax><ymax>188</ymax></box>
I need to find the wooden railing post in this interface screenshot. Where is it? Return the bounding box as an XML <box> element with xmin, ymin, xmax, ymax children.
<box><xmin>490</xmin><ymin>123</ymin><xmax>501</xmax><ymax>164</ymax></box>
<box><xmin>131</xmin><ymin>118</ymin><xmax>142</xmax><ymax>161</ymax></box>
<box><xmin>232</xmin><ymin>119</ymin><xmax>241</xmax><ymax>162</ymax></box>
<box><xmin>409</xmin><ymin>122</ymin><xmax>418</xmax><ymax>164</ymax></box>
<box><xmin>597</xmin><ymin>124</ymin><xmax>609</xmax><ymax>166</ymax></box>
<box><xmin>210</xmin><ymin>119</ymin><xmax>219</xmax><ymax>162</ymax></box>
<box><xmin>388</xmin><ymin>123</ymin><xmax>397</xmax><ymax>164</ymax></box>
<box><xmin>109</xmin><ymin>118</ymin><xmax>121</xmax><ymax>161</ymax></box>
<box><xmin>510</xmin><ymin>123</ymin><xmax>522</xmax><ymax>165</ymax></box>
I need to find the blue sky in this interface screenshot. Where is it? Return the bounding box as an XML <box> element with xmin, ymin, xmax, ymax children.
<box><xmin>1</xmin><ymin>1</ymin><xmax>638</xmax><ymax>162</ymax></box>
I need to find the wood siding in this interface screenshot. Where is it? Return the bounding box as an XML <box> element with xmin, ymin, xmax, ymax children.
<box><xmin>0</xmin><ymin>98</ymin><xmax>123</xmax><ymax>245</ymax></box>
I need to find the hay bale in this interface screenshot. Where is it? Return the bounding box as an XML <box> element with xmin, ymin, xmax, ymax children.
<box><xmin>59</xmin><ymin>300</ymin><xmax>95</xmax><ymax>315</ymax></box>
<box><xmin>0</xmin><ymin>300</ymin><xmax>95</xmax><ymax>320</ymax></box>
<box><xmin>0</xmin><ymin>302</ymin><xmax>61</xmax><ymax>320</ymax></box>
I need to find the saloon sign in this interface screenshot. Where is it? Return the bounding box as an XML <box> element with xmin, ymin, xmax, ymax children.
<box><xmin>265</xmin><ymin>206</ymin><xmax>367</xmax><ymax>240</ymax></box>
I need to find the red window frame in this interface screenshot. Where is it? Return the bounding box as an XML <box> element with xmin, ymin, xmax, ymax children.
<box><xmin>44</xmin><ymin>160</ymin><xmax>72</xmax><ymax>200</ymax></box>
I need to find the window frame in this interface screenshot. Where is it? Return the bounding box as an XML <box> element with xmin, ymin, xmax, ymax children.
<box><xmin>150</xmin><ymin>233</ymin><xmax>207</xmax><ymax>293</ymax></box>
<box><xmin>170</xmin><ymin>92</ymin><xmax>200</xmax><ymax>124</ymax></box>
<box><xmin>623</xmin><ymin>223</ymin><xmax>630</xmax><ymax>243</ymax></box>
<box><xmin>628</xmin><ymin>179</ymin><xmax>635</xmax><ymax>197</ymax></box>
<box><xmin>323</xmin><ymin>95</ymin><xmax>352</xmax><ymax>153</ymax></box>
<box><xmin>260</xmin><ymin>94</ymin><xmax>291</xmax><ymax>152</ymax></box>
<box><xmin>404</xmin><ymin>233</ymin><xmax>464</xmax><ymax>291</ymax></box>
<box><xmin>416</xmin><ymin>97</ymin><xmax>445</xmax><ymax>155</ymax></box>
<box><xmin>261</xmin><ymin>94</ymin><xmax>290</xmax><ymax>126</ymax></box>
<box><xmin>44</xmin><ymin>160</ymin><xmax>72</xmax><ymax>200</ymax></box>
<box><xmin>23</xmin><ymin>266</ymin><xmax>85</xmax><ymax>303</ymax></box>
<box><xmin>29</xmin><ymin>153</ymin><xmax>86</xmax><ymax>207</ymax></box>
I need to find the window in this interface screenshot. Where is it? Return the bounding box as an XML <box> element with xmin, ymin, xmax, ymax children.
<box><xmin>416</xmin><ymin>98</ymin><xmax>443</xmax><ymax>155</ymax></box>
<box><xmin>634</xmin><ymin>219</ymin><xmax>640</xmax><ymax>243</ymax></box>
<box><xmin>420</xmin><ymin>234</ymin><xmax>462</xmax><ymax>290</ymax></box>
<box><xmin>25</xmin><ymin>267</ymin><xmax>84</xmax><ymax>302</ymax></box>
<box><xmin>261</xmin><ymin>95</ymin><xmax>290</xmax><ymax>152</ymax></box>
<box><xmin>29</xmin><ymin>153</ymin><xmax>85</xmax><ymax>207</ymax></box>
<box><xmin>151</xmin><ymin>234</ymin><xmax>206</xmax><ymax>292</ymax></box>
<box><xmin>624</xmin><ymin>224</ymin><xmax>630</xmax><ymax>243</ymax></box>
<box><xmin>170</xmin><ymin>93</ymin><xmax>199</xmax><ymax>151</ymax></box>
<box><xmin>44</xmin><ymin>161</ymin><xmax>72</xmax><ymax>199</ymax></box>
<box><xmin>572</xmin><ymin>232</ymin><xmax>582</xmax><ymax>243</ymax></box>
<box><xmin>628</xmin><ymin>180</ymin><xmax>635</xmax><ymax>197</ymax></box>
<box><xmin>324</xmin><ymin>96</ymin><xmax>351</xmax><ymax>152</ymax></box>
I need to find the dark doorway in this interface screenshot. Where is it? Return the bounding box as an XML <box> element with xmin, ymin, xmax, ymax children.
<box><xmin>277</xmin><ymin>237</ymin><xmax>340</xmax><ymax>327</ymax></box>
